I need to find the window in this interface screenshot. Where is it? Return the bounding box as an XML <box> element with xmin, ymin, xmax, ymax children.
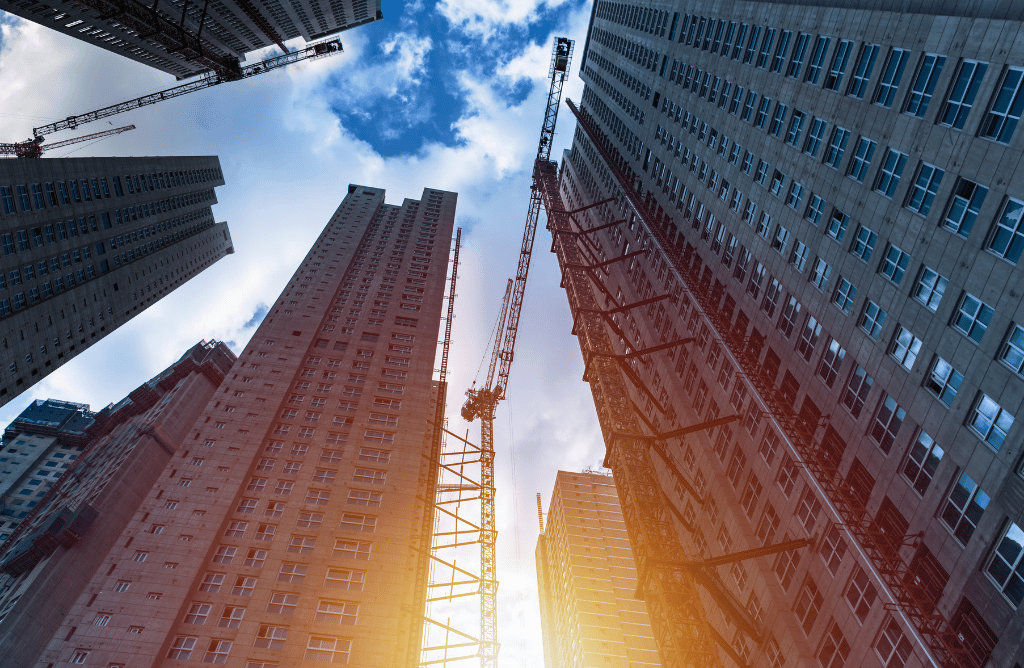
<box><xmin>981</xmin><ymin>66</ymin><xmax>1024</xmax><ymax>143</ymax></box>
<box><xmin>316</xmin><ymin>600</ymin><xmax>358</xmax><ymax>625</ymax></box>
<box><xmin>278</xmin><ymin>562</ymin><xmax>307</xmax><ymax>583</ymax></box>
<box><xmin>874</xmin><ymin>48</ymin><xmax>909</xmax><ymax>107</ymax></box>
<box><xmin>820</xmin><ymin>526</ymin><xmax>847</xmax><ymax>575</ymax></box>
<box><xmin>968</xmin><ymin>393</ymin><xmax>1014</xmax><ymax>449</ymax></box>
<box><xmin>847</xmin><ymin>137</ymin><xmax>876</xmax><ymax>182</ymax></box>
<box><xmin>353</xmin><ymin>468</ymin><xmax>387</xmax><ymax>485</ymax></box>
<box><xmin>890</xmin><ymin>325</ymin><xmax>922</xmax><ymax>370</ymax></box>
<box><xmin>795</xmin><ymin>488</ymin><xmax>822</xmax><ymax>531</ymax></box>
<box><xmin>824</xmin><ymin>39</ymin><xmax>852</xmax><ymax>90</ymax></box>
<box><xmin>832</xmin><ymin>277</ymin><xmax>856</xmax><ymax>313</ymax></box>
<box><xmin>803</xmin><ymin>117</ymin><xmax>827</xmax><ymax>157</ymax></box>
<box><xmin>232</xmin><ymin>576</ymin><xmax>257</xmax><ymax>597</ymax></box>
<box><xmin>787</xmin><ymin>32</ymin><xmax>809</xmax><ymax>78</ymax></box>
<box><xmin>305</xmin><ymin>636</ymin><xmax>351</xmax><ymax>663</ymax></box>
<box><xmin>754</xmin><ymin>97</ymin><xmax>771</xmax><ymax>128</ymax></box>
<box><xmin>952</xmin><ymin>292</ymin><xmax>993</xmax><ymax>343</ymax></box>
<box><xmin>906</xmin><ymin>163</ymin><xmax>944</xmax><ymax>215</ymax></box>
<box><xmin>939</xmin><ymin>180</ymin><xmax>989</xmax><ymax>239</ymax></box>
<box><xmin>902</xmin><ymin>431</ymin><xmax>943</xmax><ymax>495</ymax></box>
<box><xmin>805</xmin><ymin>194</ymin><xmax>826</xmax><ymax>225</ymax></box>
<box><xmin>804</xmin><ymin>35</ymin><xmax>830</xmax><ymax>84</ymax></box>
<box><xmin>879</xmin><ymin>245</ymin><xmax>910</xmax><ymax>284</ymax></box>
<box><xmin>925</xmin><ymin>357</ymin><xmax>963</xmax><ymax>406</ymax></box>
<box><xmin>255</xmin><ymin>625</ymin><xmax>288</xmax><ymax>650</ymax></box>
<box><xmin>325</xmin><ymin>568</ymin><xmax>366</xmax><ymax>591</ymax></box>
<box><xmin>816</xmin><ymin>338</ymin><xmax>845</xmax><ymax>387</ymax></box>
<box><xmin>870</xmin><ymin>395</ymin><xmax>906</xmax><ymax>453</ymax></box>
<box><xmin>771</xmin><ymin>223</ymin><xmax>789</xmax><ymax>253</ymax></box>
<box><xmin>872</xmin><ymin>148</ymin><xmax>908</xmax><ymax>199</ymax></box>
<box><xmin>219</xmin><ymin>606</ymin><xmax>245</xmax><ymax>629</ymax></box>
<box><xmin>794</xmin><ymin>578</ymin><xmax>823</xmax><ymax>633</ymax></box>
<box><xmin>843</xmin><ymin>365</ymin><xmax>873</xmax><ymax>418</ymax></box>
<box><xmin>266</xmin><ymin>592</ymin><xmax>299</xmax><ymax>615</ymax></box>
<box><xmin>225</xmin><ymin>521</ymin><xmax>247</xmax><ymax>538</ymax></box>
<box><xmin>986</xmin><ymin>521</ymin><xmax>1024</xmax><ymax>606</ymax></box>
<box><xmin>790</xmin><ymin>240</ymin><xmax>809</xmax><ymax>271</ymax></box>
<box><xmin>818</xmin><ymin>622</ymin><xmax>850</xmax><ymax>668</ymax></box>
<box><xmin>245</xmin><ymin>548</ymin><xmax>268</xmax><ymax>567</ymax></box>
<box><xmin>288</xmin><ymin>535</ymin><xmax>316</xmax><ymax>554</ymax></box>
<box><xmin>334</xmin><ymin>540</ymin><xmax>371</xmax><ymax>560</ymax></box>
<box><xmin>940</xmin><ymin>472</ymin><xmax>989</xmax><ymax>544</ymax></box>
<box><xmin>848</xmin><ymin>43</ymin><xmax>879</xmax><ymax>98</ymax></box>
<box><xmin>1002</xmin><ymin>324</ymin><xmax>1024</xmax><ymax>376</ymax></box>
<box><xmin>823</xmin><ymin>127</ymin><xmax>849</xmax><ymax>168</ymax></box>
<box><xmin>199</xmin><ymin>573</ymin><xmax>224</xmax><ymax>593</ymax></box>
<box><xmin>770</xmin><ymin>169</ymin><xmax>785</xmax><ymax>196</ymax></box>
<box><xmin>785</xmin><ymin>110</ymin><xmax>805</xmax><ymax>146</ymax></box>
<box><xmin>213</xmin><ymin>546</ymin><xmax>236</xmax><ymax>563</ymax></box>
<box><xmin>809</xmin><ymin>258</ymin><xmax>831</xmax><ymax>290</ymax></box>
<box><xmin>905</xmin><ymin>54</ymin><xmax>946</xmax><ymax>117</ymax></box>
<box><xmin>348</xmin><ymin>489</ymin><xmax>382</xmax><ymax>506</ymax></box>
<box><xmin>168</xmin><ymin>637</ymin><xmax>197</xmax><ymax>660</ymax></box>
<box><xmin>845</xmin><ymin>566</ymin><xmax>877</xmax><ymax>623</ymax></box>
<box><xmin>941</xmin><ymin>60</ymin><xmax>988</xmax><ymax>128</ymax></box>
<box><xmin>912</xmin><ymin>266</ymin><xmax>947</xmax><ymax>311</ymax></box>
<box><xmin>184</xmin><ymin>603</ymin><xmax>212</xmax><ymax>625</ymax></box>
<box><xmin>988</xmin><ymin>197</ymin><xmax>1024</xmax><ymax>262</ymax></box>
<box><xmin>768</xmin><ymin>102</ymin><xmax>788</xmax><ymax>137</ymax></box>
<box><xmin>786</xmin><ymin>181</ymin><xmax>804</xmax><ymax>210</ymax></box>
<box><xmin>860</xmin><ymin>300</ymin><xmax>887</xmax><ymax>338</ymax></box>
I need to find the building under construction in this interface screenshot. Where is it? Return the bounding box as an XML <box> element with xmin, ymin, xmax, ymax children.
<box><xmin>0</xmin><ymin>0</ymin><xmax>380</xmax><ymax>78</ymax></box>
<box><xmin>539</xmin><ymin>1</ymin><xmax>1024</xmax><ymax>667</ymax></box>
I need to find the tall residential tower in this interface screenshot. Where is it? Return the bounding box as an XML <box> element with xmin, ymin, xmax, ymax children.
<box><xmin>536</xmin><ymin>470</ymin><xmax>658</xmax><ymax>668</ymax></box>
<box><xmin>0</xmin><ymin>157</ymin><xmax>233</xmax><ymax>409</ymax></box>
<box><xmin>555</xmin><ymin>2</ymin><xmax>1024</xmax><ymax>667</ymax></box>
<box><xmin>24</xmin><ymin>184</ymin><xmax>454</xmax><ymax>667</ymax></box>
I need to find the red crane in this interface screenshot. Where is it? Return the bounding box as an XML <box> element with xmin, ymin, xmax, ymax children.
<box><xmin>0</xmin><ymin>125</ymin><xmax>136</xmax><ymax>159</ymax></box>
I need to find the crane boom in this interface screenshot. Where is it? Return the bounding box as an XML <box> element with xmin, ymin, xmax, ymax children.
<box><xmin>493</xmin><ymin>37</ymin><xmax>573</xmax><ymax>402</ymax></box>
<box><xmin>0</xmin><ymin>125</ymin><xmax>136</xmax><ymax>159</ymax></box>
<box><xmin>31</xmin><ymin>38</ymin><xmax>342</xmax><ymax>138</ymax></box>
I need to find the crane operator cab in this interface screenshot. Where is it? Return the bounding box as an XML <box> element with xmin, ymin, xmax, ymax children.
<box><xmin>553</xmin><ymin>38</ymin><xmax>571</xmax><ymax>72</ymax></box>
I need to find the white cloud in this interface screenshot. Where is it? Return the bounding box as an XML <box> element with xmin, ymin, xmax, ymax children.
<box><xmin>436</xmin><ymin>0</ymin><xmax>573</xmax><ymax>40</ymax></box>
<box><xmin>0</xmin><ymin>3</ymin><xmax>596</xmax><ymax>663</ymax></box>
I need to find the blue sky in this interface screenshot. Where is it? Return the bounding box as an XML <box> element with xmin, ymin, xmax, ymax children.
<box><xmin>0</xmin><ymin>0</ymin><xmax>600</xmax><ymax>664</ymax></box>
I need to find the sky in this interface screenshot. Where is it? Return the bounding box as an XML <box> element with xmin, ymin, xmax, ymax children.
<box><xmin>0</xmin><ymin>0</ymin><xmax>602</xmax><ymax>664</ymax></box>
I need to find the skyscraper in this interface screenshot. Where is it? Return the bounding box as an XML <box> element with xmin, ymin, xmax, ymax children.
<box><xmin>555</xmin><ymin>2</ymin><xmax>1024</xmax><ymax>667</ymax></box>
<box><xmin>0</xmin><ymin>0</ymin><xmax>383</xmax><ymax>78</ymax></box>
<box><xmin>0</xmin><ymin>157</ymin><xmax>233</xmax><ymax>409</ymax></box>
<box><xmin>17</xmin><ymin>183</ymin><xmax>454</xmax><ymax>667</ymax></box>
<box><xmin>536</xmin><ymin>470</ymin><xmax>658</xmax><ymax>668</ymax></box>
<box><xmin>0</xmin><ymin>340</ymin><xmax>237</xmax><ymax>667</ymax></box>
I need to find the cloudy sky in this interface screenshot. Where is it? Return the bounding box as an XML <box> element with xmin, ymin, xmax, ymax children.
<box><xmin>0</xmin><ymin>0</ymin><xmax>602</xmax><ymax>662</ymax></box>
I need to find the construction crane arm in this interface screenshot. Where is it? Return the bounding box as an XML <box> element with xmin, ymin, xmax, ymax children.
<box><xmin>0</xmin><ymin>125</ymin><xmax>136</xmax><ymax>159</ymax></box>
<box><xmin>32</xmin><ymin>39</ymin><xmax>342</xmax><ymax>138</ymax></box>
<box><xmin>492</xmin><ymin>37</ymin><xmax>574</xmax><ymax>402</ymax></box>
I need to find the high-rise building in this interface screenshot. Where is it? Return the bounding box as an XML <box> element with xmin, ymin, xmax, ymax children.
<box><xmin>0</xmin><ymin>0</ymin><xmax>382</xmax><ymax>78</ymax></box>
<box><xmin>0</xmin><ymin>340</ymin><xmax>236</xmax><ymax>667</ymax></box>
<box><xmin>555</xmin><ymin>2</ymin><xmax>1024</xmax><ymax>667</ymax></box>
<box><xmin>0</xmin><ymin>157</ymin><xmax>233</xmax><ymax>409</ymax></box>
<box><xmin>14</xmin><ymin>184</ymin><xmax>454</xmax><ymax>667</ymax></box>
<box><xmin>536</xmin><ymin>470</ymin><xmax>658</xmax><ymax>668</ymax></box>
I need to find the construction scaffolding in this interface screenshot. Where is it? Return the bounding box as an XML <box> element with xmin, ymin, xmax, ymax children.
<box><xmin>555</xmin><ymin>96</ymin><xmax>990</xmax><ymax>668</ymax></box>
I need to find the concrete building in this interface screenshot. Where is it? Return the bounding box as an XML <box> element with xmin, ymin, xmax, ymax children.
<box><xmin>536</xmin><ymin>470</ymin><xmax>658</xmax><ymax>668</ymax></box>
<box><xmin>16</xmin><ymin>184</ymin><xmax>454</xmax><ymax>667</ymax></box>
<box><xmin>555</xmin><ymin>2</ymin><xmax>1024</xmax><ymax>667</ymax></box>
<box><xmin>0</xmin><ymin>340</ymin><xmax>236</xmax><ymax>667</ymax></box>
<box><xmin>0</xmin><ymin>0</ymin><xmax>382</xmax><ymax>78</ymax></box>
<box><xmin>0</xmin><ymin>157</ymin><xmax>233</xmax><ymax>409</ymax></box>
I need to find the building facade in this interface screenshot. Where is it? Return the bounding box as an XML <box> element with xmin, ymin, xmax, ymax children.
<box><xmin>0</xmin><ymin>0</ymin><xmax>382</xmax><ymax>78</ymax></box>
<box><xmin>557</xmin><ymin>2</ymin><xmax>1024</xmax><ymax>667</ymax></box>
<box><xmin>20</xmin><ymin>184</ymin><xmax>454</xmax><ymax>667</ymax></box>
<box><xmin>536</xmin><ymin>470</ymin><xmax>658</xmax><ymax>668</ymax></box>
<box><xmin>0</xmin><ymin>156</ymin><xmax>233</xmax><ymax>409</ymax></box>
<box><xmin>0</xmin><ymin>341</ymin><xmax>236</xmax><ymax>667</ymax></box>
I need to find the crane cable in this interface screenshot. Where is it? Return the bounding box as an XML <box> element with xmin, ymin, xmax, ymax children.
<box><xmin>471</xmin><ymin>295</ymin><xmax>506</xmax><ymax>389</ymax></box>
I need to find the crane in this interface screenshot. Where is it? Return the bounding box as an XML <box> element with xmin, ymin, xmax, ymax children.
<box><xmin>458</xmin><ymin>36</ymin><xmax>573</xmax><ymax>668</ymax></box>
<box><xmin>0</xmin><ymin>125</ymin><xmax>136</xmax><ymax>159</ymax></box>
<box><xmin>12</xmin><ymin>37</ymin><xmax>340</xmax><ymax>149</ymax></box>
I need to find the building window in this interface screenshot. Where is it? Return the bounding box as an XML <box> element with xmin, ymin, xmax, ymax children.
<box><xmin>826</xmin><ymin>208</ymin><xmax>848</xmax><ymax>242</ymax></box>
<box><xmin>847</xmin><ymin>137</ymin><xmax>876</xmax><ymax>182</ymax></box>
<box><xmin>823</xmin><ymin>127</ymin><xmax>850</xmax><ymax>168</ymax></box>
<box><xmin>818</xmin><ymin>621</ymin><xmax>851</xmax><ymax>668</ymax></box>
<box><xmin>785</xmin><ymin>110</ymin><xmax>805</xmax><ymax>146</ymax></box>
<box><xmin>266</xmin><ymin>592</ymin><xmax>299</xmax><ymax>615</ymax></box>
<box><xmin>981</xmin><ymin>66</ymin><xmax>1024</xmax><ymax>143</ymax></box>
<box><xmin>952</xmin><ymin>292</ymin><xmax>993</xmax><ymax>343</ymax></box>
<box><xmin>804</xmin><ymin>117</ymin><xmax>827</xmax><ymax>157</ymax></box>
<box><xmin>796</xmin><ymin>315</ymin><xmax>822</xmax><ymax>361</ymax></box>
<box><xmin>890</xmin><ymin>325</ymin><xmax>922</xmax><ymax>370</ymax></box>
<box><xmin>874</xmin><ymin>48</ymin><xmax>909</xmax><ymax>107</ymax></box>
<box><xmin>906</xmin><ymin>163</ymin><xmax>944</xmax><ymax>215</ymax></box>
<box><xmin>804</xmin><ymin>36</ymin><xmax>830</xmax><ymax>84</ymax></box>
<box><xmin>255</xmin><ymin>625</ymin><xmax>289</xmax><ymax>650</ymax></box>
<box><xmin>925</xmin><ymin>357</ymin><xmax>963</xmax><ymax>406</ymax></box>
<box><xmin>305</xmin><ymin>636</ymin><xmax>351</xmax><ymax>663</ymax></box>
<box><xmin>904</xmin><ymin>54</ymin><xmax>945</xmax><ymax>117</ymax></box>
<box><xmin>941</xmin><ymin>60</ymin><xmax>988</xmax><ymax>129</ymax></box>
<box><xmin>848</xmin><ymin>43</ymin><xmax>879</xmax><ymax>98</ymax></box>
<box><xmin>347</xmin><ymin>490</ymin><xmax>382</xmax><ymax>507</ymax></box>
<box><xmin>851</xmin><ymin>225</ymin><xmax>877</xmax><ymax>261</ymax></box>
<box><xmin>841</xmin><ymin>365</ymin><xmax>872</xmax><ymax>418</ymax></box>
<box><xmin>824</xmin><ymin>39</ymin><xmax>853</xmax><ymax>90</ymax></box>
<box><xmin>288</xmin><ymin>535</ymin><xmax>316</xmax><ymax>554</ymax></box>
<box><xmin>820</xmin><ymin>526</ymin><xmax>847</xmax><ymax>575</ymax></box>
<box><xmin>986</xmin><ymin>521</ymin><xmax>1024</xmax><ymax>606</ymax></box>
<box><xmin>860</xmin><ymin>300</ymin><xmax>887</xmax><ymax>338</ymax></box>
<box><xmin>795</xmin><ymin>489</ymin><xmax>822</xmax><ymax>532</ymax></box>
<box><xmin>816</xmin><ymin>338</ymin><xmax>845</xmax><ymax>387</ymax></box>
<box><xmin>315</xmin><ymin>600</ymin><xmax>358</xmax><ymax>625</ymax></box>
<box><xmin>968</xmin><ymin>393</ymin><xmax>1014</xmax><ymax>449</ymax></box>
<box><xmin>809</xmin><ymin>258</ymin><xmax>831</xmax><ymax>290</ymax></box>
<box><xmin>942</xmin><ymin>178</ymin><xmax>988</xmax><ymax>238</ymax></box>
<box><xmin>874</xmin><ymin>616</ymin><xmax>914</xmax><ymax>667</ymax></box>
<box><xmin>184</xmin><ymin>603</ymin><xmax>212</xmax><ymax>625</ymax></box>
<box><xmin>902</xmin><ymin>431</ymin><xmax>943</xmax><ymax>495</ymax></box>
<box><xmin>988</xmin><ymin>197</ymin><xmax>1024</xmax><ymax>263</ymax></box>
<box><xmin>870</xmin><ymin>395</ymin><xmax>905</xmax><ymax>453</ymax></box>
<box><xmin>219</xmin><ymin>606</ymin><xmax>245</xmax><ymax>629</ymax></box>
<box><xmin>874</xmin><ymin>148</ymin><xmax>907</xmax><ymax>198</ymax></box>
<box><xmin>232</xmin><ymin>576</ymin><xmax>257</xmax><ymax>597</ymax></box>
<box><xmin>325</xmin><ymin>568</ymin><xmax>366</xmax><ymax>591</ymax></box>
<box><xmin>334</xmin><ymin>540</ymin><xmax>371</xmax><ymax>560</ymax></box>
<box><xmin>1001</xmin><ymin>324</ymin><xmax>1024</xmax><ymax>376</ymax></box>
<box><xmin>199</xmin><ymin>573</ymin><xmax>224</xmax><ymax>593</ymax></box>
<box><xmin>844</xmin><ymin>566</ymin><xmax>877</xmax><ymax>623</ymax></box>
<box><xmin>912</xmin><ymin>266</ymin><xmax>947</xmax><ymax>311</ymax></box>
<box><xmin>794</xmin><ymin>578</ymin><xmax>823</xmax><ymax>633</ymax></box>
<box><xmin>940</xmin><ymin>472</ymin><xmax>989</xmax><ymax>544</ymax></box>
<box><xmin>879</xmin><ymin>245</ymin><xmax>910</xmax><ymax>284</ymax></box>
<box><xmin>278</xmin><ymin>563</ymin><xmax>307</xmax><ymax>583</ymax></box>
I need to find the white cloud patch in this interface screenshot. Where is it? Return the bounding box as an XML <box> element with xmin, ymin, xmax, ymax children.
<box><xmin>436</xmin><ymin>0</ymin><xmax>573</xmax><ymax>40</ymax></box>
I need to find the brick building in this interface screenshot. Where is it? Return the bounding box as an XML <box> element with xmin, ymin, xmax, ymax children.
<box><xmin>555</xmin><ymin>1</ymin><xmax>1024</xmax><ymax>666</ymax></box>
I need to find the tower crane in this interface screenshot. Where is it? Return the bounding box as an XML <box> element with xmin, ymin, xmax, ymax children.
<box><xmin>0</xmin><ymin>38</ymin><xmax>342</xmax><ymax>157</ymax></box>
<box><xmin>0</xmin><ymin>125</ymin><xmax>135</xmax><ymax>159</ymax></box>
<box><xmin>458</xmin><ymin>36</ymin><xmax>573</xmax><ymax>668</ymax></box>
